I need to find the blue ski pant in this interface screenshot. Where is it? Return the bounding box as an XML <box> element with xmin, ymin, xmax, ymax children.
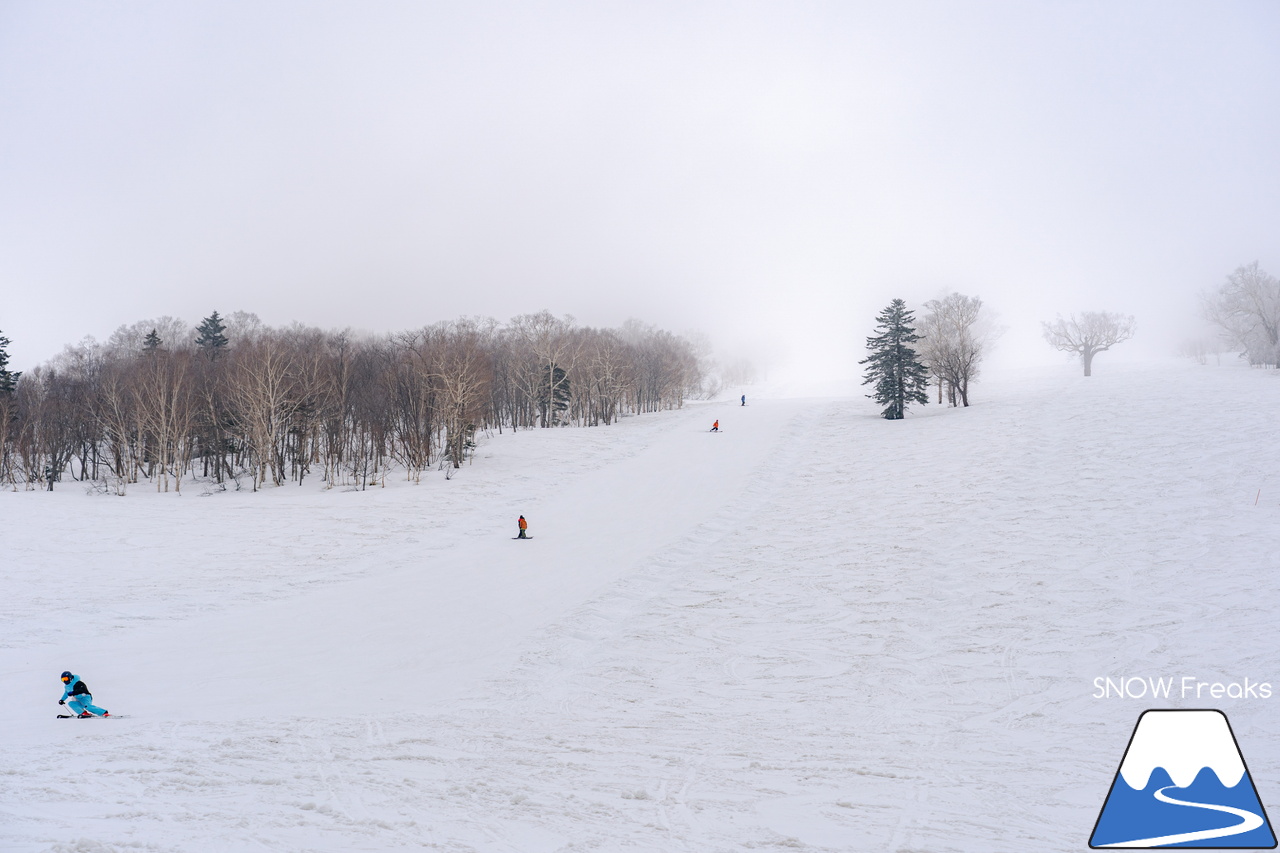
<box><xmin>67</xmin><ymin>695</ymin><xmax>107</xmax><ymax>716</ymax></box>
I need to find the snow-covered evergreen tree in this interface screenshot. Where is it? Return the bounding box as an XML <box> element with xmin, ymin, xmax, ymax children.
<box><xmin>860</xmin><ymin>299</ymin><xmax>930</xmax><ymax>420</ymax></box>
<box><xmin>142</xmin><ymin>329</ymin><xmax>163</xmax><ymax>352</ymax></box>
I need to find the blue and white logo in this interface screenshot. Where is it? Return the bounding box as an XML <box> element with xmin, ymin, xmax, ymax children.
<box><xmin>1091</xmin><ymin>710</ymin><xmax>1276</xmax><ymax>848</ymax></box>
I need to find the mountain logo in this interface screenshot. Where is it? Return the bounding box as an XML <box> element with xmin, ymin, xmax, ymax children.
<box><xmin>1090</xmin><ymin>709</ymin><xmax>1276</xmax><ymax>848</ymax></box>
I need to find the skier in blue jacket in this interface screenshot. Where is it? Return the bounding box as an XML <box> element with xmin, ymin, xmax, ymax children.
<box><xmin>59</xmin><ymin>671</ymin><xmax>109</xmax><ymax>717</ymax></box>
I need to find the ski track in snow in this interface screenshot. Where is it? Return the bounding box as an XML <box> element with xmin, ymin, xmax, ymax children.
<box><xmin>2</xmin><ymin>362</ymin><xmax>1280</xmax><ymax>851</ymax></box>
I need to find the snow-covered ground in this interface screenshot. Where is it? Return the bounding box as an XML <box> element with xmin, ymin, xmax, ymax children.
<box><xmin>3</xmin><ymin>360</ymin><xmax>1279</xmax><ymax>852</ymax></box>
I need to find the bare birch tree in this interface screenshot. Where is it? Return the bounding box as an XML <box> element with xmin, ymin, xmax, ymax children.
<box><xmin>434</xmin><ymin>318</ymin><xmax>494</xmax><ymax>467</ymax></box>
<box><xmin>7</xmin><ymin>310</ymin><xmax>708</xmax><ymax>493</ymax></box>
<box><xmin>228</xmin><ymin>334</ymin><xmax>299</xmax><ymax>489</ymax></box>
<box><xmin>511</xmin><ymin>311</ymin><xmax>577</xmax><ymax>427</ymax></box>
<box><xmin>94</xmin><ymin>356</ymin><xmax>139</xmax><ymax>493</ymax></box>
<box><xmin>133</xmin><ymin>348</ymin><xmax>197</xmax><ymax>492</ymax></box>
<box><xmin>919</xmin><ymin>293</ymin><xmax>999</xmax><ymax>406</ymax></box>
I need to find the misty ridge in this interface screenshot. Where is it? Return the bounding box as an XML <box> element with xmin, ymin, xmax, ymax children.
<box><xmin>0</xmin><ymin>259</ymin><xmax>1274</xmax><ymax>496</ymax></box>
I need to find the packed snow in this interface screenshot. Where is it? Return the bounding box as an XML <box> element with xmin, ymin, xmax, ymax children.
<box><xmin>3</xmin><ymin>360</ymin><xmax>1279</xmax><ymax>852</ymax></box>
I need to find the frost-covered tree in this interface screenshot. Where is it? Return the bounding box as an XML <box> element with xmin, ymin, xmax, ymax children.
<box><xmin>1041</xmin><ymin>312</ymin><xmax>1135</xmax><ymax>376</ymax></box>
<box><xmin>861</xmin><ymin>299</ymin><xmax>930</xmax><ymax>420</ymax></box>
<box><xmin>917</xmin><ymin>292</ymin><xmax>999</xmax><ymax>407</ymax></box>
<box><xmin>1201</xmin><ymin>262</ymin><xmax>1280</xmax><ymax>367</ymax></box>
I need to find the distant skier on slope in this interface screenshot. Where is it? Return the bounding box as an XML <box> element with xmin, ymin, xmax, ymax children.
<box><xmin>58</xmin><ymin>671</ymin><xmax>109</xmax><ymax>717</ymax></box>
<box><xmin>710</xmin><ymin>420</ymin><xmax>719</xmax><ymax>432</ymax></box>
<box><xmin>517</xmin><ymin>515</ymin><xmax>529</xmax><ymax>539</ymax></box>
<box><xmin>741</xmin><ymin>395</ymin><xmax>746</xmax><ymax>406</ymax></box>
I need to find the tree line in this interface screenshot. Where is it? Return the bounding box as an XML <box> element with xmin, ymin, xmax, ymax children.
<box><xmin>860</xmin><ymin>293</ymin><xmax>1146</xmax><ymax>420</ymax></box>
<box><xmin>0</xmin><ymin>311</ymin><xmax>706</xmax><ymax>493</ymax></box>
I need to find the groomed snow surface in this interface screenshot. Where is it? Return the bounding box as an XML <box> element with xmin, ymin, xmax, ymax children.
<box><xmin>3</xmin><ymin>360</ymin><xmax>1279</xmax><ymax>852</ymax></box>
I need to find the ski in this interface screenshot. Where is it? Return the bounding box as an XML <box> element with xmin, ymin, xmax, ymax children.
<box><xmin>512</xmin><ymin>537</ymin><xmax>533</xmax><ymax>540</ymax></box>
<box><xmin>57</xmin><ymin>714</ymin><xmax>127</xmax><ymax>719</ymax></box>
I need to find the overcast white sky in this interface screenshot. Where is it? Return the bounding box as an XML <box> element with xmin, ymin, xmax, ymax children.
<box><xmin>2</xmin><ymin>1</ymin><xmax>1278</xmax><ymax>380</ymax></box>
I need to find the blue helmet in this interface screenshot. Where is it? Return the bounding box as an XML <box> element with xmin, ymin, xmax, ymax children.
<box><xmin>61</xmin><ymin>671</ymin><xmax>72</xmax><ymax>680</ymax></box>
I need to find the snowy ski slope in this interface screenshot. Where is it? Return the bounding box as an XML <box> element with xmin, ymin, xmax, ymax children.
<box><xmin>2</xmin><ymin>360</ymin><xmax>1279</xmax><ymax>852</ymax></box>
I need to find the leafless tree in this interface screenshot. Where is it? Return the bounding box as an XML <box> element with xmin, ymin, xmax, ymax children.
<box><xmin>1041</xmin><ymin>311</ymin><xmax>1136</xmax><ymax>376</ymax></box>
<box><xmin>94</xmin><ymin>356</ymin><xmax>139</xmax><ymax>494</ymax></box>
<box><xmin>228</xmin><ymin>333</ymin><xmax>299</xmax><ymax>489</ymax></box>
<box><xmin>133</xmin><ymin>347</ymin><xmax>197</xmax><ymax>492</ymax></box>
<box><xmin>572</xmin><ymin>327</ymin><xmax>630</xmax><ymax>426</ymax></box>
<box><xmin>14</xmin><ymin>367</ymin><xmax>82</xmax><ymax>489</ymax></box>
<box><xmin>193</xmin><ymin>348</ymin><xmax>233</xmax><ymax>486</ymax></box>
<box><xmin>39</xmin><ymin>342</ymin><xmax>104</xmax><ymax>484</ymax></box>
<box><xmin>1202</xmin><ymin>262</ymin><xmax>1280</xmax><ymax>367</ymax></box>
<box><xmin>281</xmin><ymin>325</ymin><xmax>332</xmax><ymax>487</ymax></box>
<box><xmin>7</xmin><ymin>310</ymin><xmax>707</xmax><ymax>493</ymax></box>
<box><xmin>434</xmin><ymin>318</ymin><xmax>494</xmax><ymax>467</ymax></box>
<box><xmin>106</xmin><ymin>317</ymin><xmax>191</xmax><ymax>353</ymax></box>
<box><xmin>389</xmin><ymin>330</ymin><xmax>441</xmax><ymax>482</ymax></box>
<box><xmin>315</xmin><ymin>330</ymin><xmax>368</xmax><ymax>488</ymax></box>
<box><xmin>0</xmin><ymin>385</ymin><xmax>16</xmax><ymax>489</ymax></box>
<box><xmin>918</xmin><ymin>293</ymin><xmax>1000</xmax><ymax>406</ymax></box>
<box><xmin>347</xmin><ymin>341</ymin><xmax>392</xmax><ymax>488</ymax></box>
<box><xmin>510</xmin><ymin>311</ymin><xmax>578</xmax><ymax>428</ymax></box>
<box><xmin>224</xmin><ymin>311</ymin><xmax>264</xmax><ymax>341</ymax></box>
<box><xmin>618</xmin><ymin>320</ymin><xmax>702</xmax><ymax>414</ymax></box>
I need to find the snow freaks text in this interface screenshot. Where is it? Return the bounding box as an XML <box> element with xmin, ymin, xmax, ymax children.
<box><xmin>1093</xmin><ymin>676</ymin><xmax>1273</xmax><ymax>700</ymax></box>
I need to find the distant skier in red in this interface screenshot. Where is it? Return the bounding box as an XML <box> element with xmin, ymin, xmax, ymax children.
<box><xmin>517</xmin><ymin>515</ymin><xmax>529</xmax><ymax>539</ymax></box>
<box><xmin>710</xmin><ymin>420</ymin><xmax>719</xmax><ymax>432</ymax></box>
